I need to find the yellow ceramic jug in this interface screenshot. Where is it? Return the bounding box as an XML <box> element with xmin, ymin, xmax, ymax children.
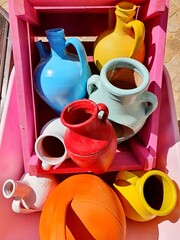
<box><xmin>113</xmin><ymin>170</ymin><xmax>177</xmax><ymax>222</ymax></box>
<box><xmin>93</xmin><ymin>1</ymin><xmax>145</xmax><ymax>71</ymax></box>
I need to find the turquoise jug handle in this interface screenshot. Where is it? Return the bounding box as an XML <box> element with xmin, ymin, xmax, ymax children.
<box><xmin>87</xmin><ymin>74</ymin><xmax>101</xmax><ymax>95</ymax></box>
<box><xmin>141</xmin><ymin>91</ymin><xmax>158</xmax><ymax>117</ymax></box>
<box><xmin>65</xmin><ymin>37</ymin><xmax>89</xmax><ymax>74</ymax></box>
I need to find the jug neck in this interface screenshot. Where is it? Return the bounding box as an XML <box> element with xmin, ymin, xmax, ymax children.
<box><xmin>114</xmin><ymin>2</ymin><xmax>136</xmax><ymax>32</ymax></box>
<box><xmin>46</xmin><ymin>28</ymin><xmax>67</xmax><ymax>57</ymax></box>
<box><xmin>2</xmin><ymin>179</ymin><xmax>32</xmax><ymax>199</ymax></box>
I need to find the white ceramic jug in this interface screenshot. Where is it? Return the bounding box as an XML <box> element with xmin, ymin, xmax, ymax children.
<box><xmin>2</xmin><ymin>173</ymin><xmax>59</xmax><ymax>214</ymax></box>
<box><xmin>35</xmin><ymin>118</ymin><xmax>69</xmax><ymax>170</ymax></box>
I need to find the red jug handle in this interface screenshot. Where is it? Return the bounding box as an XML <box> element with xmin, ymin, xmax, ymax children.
<box><xmin>97</xmin><ymin>103</ymin><xmax>109</xmax><ymax>123</ymax></box>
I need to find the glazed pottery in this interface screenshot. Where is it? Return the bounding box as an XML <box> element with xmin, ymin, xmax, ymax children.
<box><xmin>2</xmin><ymin>173</ymin><xmax>59</xmax><ymax>214</ymax></box>
<box><xmin>113</xmin><ymin>170</ymin><xmax>177</xmax><ymax>221</ymax></box>
<box><xmin>39</xmin><ymin>174</ymin><xmax>126</xmax><ymax>240</ymax></box>
<box><xmin>35</xmin><ymin>118</ymin><xmax>69</xmax><ymax>170</ymax></box>
<box><xmin>35</xmin><ymin>40</ymin><xmax>49</xmax><ymax>61</ymax></box>
<box><xmin>87</xmin><ymin>58</ymin><xmax>158</xmax><ymax>142</ymax></box>
<box><xmin>93</xmin><ymin>1</ymin><xmax>145</xmax><ymax>71</ymax></box>
<box><xmin>61</xmin><ymin>99</ymin><xmax>117</xmax><ymax>174</ymax></box>
<box><xmin>34</xmin><ymin>28</ymin><xmax>92</xmax><ymax>114</ymax></box>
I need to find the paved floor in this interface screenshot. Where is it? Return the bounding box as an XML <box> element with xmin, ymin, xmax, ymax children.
<box><xmin>164</xmin><ymin>0</ymin><xmax>180</xmax><ymax>129</ymax></box>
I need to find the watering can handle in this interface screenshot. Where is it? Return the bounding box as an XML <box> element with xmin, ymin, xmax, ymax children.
<box><xmin>66</xmin><ymin>37</ymin><xmax>88</xmax><ymax>73</ymax></box>
<box><xmin>126</xmin><ymin>20</ymin><xmax>145</xmax><ymax>58</ymax></box>
<box><xmin>114</xmin><ymin>171</ymin><xmax>139</xmax><ymax>186</ymax></box>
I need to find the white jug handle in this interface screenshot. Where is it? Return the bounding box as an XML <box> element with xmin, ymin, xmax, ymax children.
<box><xmin>12</xmin><ymin>199</ymin><xmax>39</xmax><ymax>214</ymax></box>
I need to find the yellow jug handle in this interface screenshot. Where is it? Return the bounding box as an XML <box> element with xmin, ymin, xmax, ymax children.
<box><xmin>126</xmin><ymin>20</ymin><xmax>145</xmax><ymax>58</ymax></box>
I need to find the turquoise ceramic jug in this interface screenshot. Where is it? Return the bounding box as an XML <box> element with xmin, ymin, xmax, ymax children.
<box><xmin>34</xmin><ymin>28</ymin><xmax>92</xmax><ymax>114</ymax></box>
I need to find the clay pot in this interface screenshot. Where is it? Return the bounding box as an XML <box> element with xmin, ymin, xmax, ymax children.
<box><xmin>93</xmin><ymin>1</ymin><xmax>146</xmax><ymax>71</ymax></box>
<box><xmin>34</xmin><ymin>28</ymin><xmax>91</xmax><ymax>114</ymax></box>
<box><xmin>61</xmin><ymin>99</ymin><xmax>117</xmax><ymax>174</ymax></box>
<box><xmin>39</xmin><ymin>174</ymin><xmax>126</xmax><ymax>240</ymax></box>
<box><xmin>113</xmin><ymin>170</ymin><xmax>177</xmax><ymax>221</ymax></box>
<box><xmin>2</xmin><ymin>173</ymin><xmax>59</xmax><ymax>214</ymax></box>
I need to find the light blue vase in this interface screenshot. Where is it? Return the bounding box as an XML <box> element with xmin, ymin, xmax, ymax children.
<box><xmin>34</xmin><ymin>28</ymin><xmax>92</xmax><ymax>114</ymax></box>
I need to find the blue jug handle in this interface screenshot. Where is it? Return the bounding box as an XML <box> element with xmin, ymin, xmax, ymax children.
<box><xmin>65</xmin><ymin>37</ymin><xmax>89</xmax><ymax>74</ymax></box>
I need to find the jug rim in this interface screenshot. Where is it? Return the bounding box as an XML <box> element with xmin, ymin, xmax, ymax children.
<box><xmin>139</xmin><ymin>170</ymin><xmax>177</xmax><ymax>216</ymax></box>
<box><xmin>61</xmin><ymin>99</ymin><xmax>101</xmax><ymax>128</ymax></box>
<box><xmin>101</xmin><ymin>58</ymin><xmax>149</xmax><ymax>96</ymax></box>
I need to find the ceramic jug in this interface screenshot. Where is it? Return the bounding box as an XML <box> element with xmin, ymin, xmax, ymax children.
<box><xmin>35</xmin><ymin>118</ymin><xmax>69</xmax><ymax>170</ymax></box>
<box><xmin>39</xmin><ymin>174</ymin><xmax>126</xmax><ymax>240</ymax></box>
<box><xmin>61</xmin><ymin>99</ymin><xmax>117</xmax><ymax>174</ymax></box>
<box><xmin>87</xmin><ymin>58</ymin><xmax>158</xmax><ymax>143</ymax></box>
<box><xmin>93</xmin><ymin>1</ymin><xmax>145</xmax><ymax>71</ymax></box>
<box><xmin>113</xmin><ymin>170</ymin><xmax>177</xmax><ymax>221</ymax></box>
<box><xmin>34</xmin><ymin>28</ymin><xmax>92</xmax><ymax>114</ymax></box>
<box><xmin>2</xmin><ymin>173</ymin><xmax>59</xmax><ymax>214</ymax></box>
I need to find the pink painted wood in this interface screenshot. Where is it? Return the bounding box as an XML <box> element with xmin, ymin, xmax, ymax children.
<box><xmin>7</xmin><ymin>0</ymin><xmax>169</xmax><ymax>173</ymax></box>
<box><xmin>0</xmin><ymin>66</ymin><xmax>180</xmax><ymax>239</ymax></box>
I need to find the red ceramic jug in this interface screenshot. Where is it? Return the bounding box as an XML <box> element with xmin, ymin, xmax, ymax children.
<box><xmin>60</xmin><ymin>99</ymin><xmax>117</xmax><ymax>173</ymax></box>
<box><xmin>39</xmin><ymin>174</ymin><xmax>126</xmax><ymax>240</ymax></box>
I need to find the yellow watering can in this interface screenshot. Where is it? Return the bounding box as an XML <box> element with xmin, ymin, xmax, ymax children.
<box><xmin>113</xmin><ymin>170</ymin><xmax>177</xmax><ymax>221</ymax></box>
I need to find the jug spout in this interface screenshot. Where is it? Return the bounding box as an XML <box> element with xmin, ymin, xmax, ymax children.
<box><xmin>35</xmin><ymin>40</ymin><xmax>49</xmax><ymax>61</ymax></box>
<box><xmin>2</xmin><ymin>179</ymin><xmax>32</xmax><ymax>200</ymax></box>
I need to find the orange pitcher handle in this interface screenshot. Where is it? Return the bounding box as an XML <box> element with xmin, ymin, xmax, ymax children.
<box><xmin>126</xmin><ymin>20</ymin><xmax>145</xmax><ymax>58</ymax></box>
<box><xmin>39</xmin><ymin>184</ymin><xmax>75</xmax><ymax>240</ymax></box>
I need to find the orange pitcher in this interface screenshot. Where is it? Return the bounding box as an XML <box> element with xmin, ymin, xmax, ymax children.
<box><xmin>39</xmin><ymin>174</ymin><xmax>126</xmax><ymax>240</ymax></box>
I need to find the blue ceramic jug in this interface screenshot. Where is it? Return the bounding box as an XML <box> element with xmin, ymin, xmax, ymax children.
<box><xmin>34</xmin><ymin>28</ymin><xmax>92</xmax><ymax>114</ymax></box>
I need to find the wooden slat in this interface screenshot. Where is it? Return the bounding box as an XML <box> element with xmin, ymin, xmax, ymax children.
<box><xmin>0</xmin><ymin>11</ymin><xmax>8</xmax><ymax>86</ymax></box>
<box><xmin>0</xmin><ymin>6</ymin><xmax>13</xmax><ymax>119</ymax></box>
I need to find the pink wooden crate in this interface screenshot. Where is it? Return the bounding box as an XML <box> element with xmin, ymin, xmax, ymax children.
<box><xmin>8</xmin><ymin>0</ymin><xmax>169</xmax><ymax>174</ymax></box>
<box><xmin>1</xmin><ymin>66</ymin><xmax>180</xmax><ymax>240</ymax></box>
